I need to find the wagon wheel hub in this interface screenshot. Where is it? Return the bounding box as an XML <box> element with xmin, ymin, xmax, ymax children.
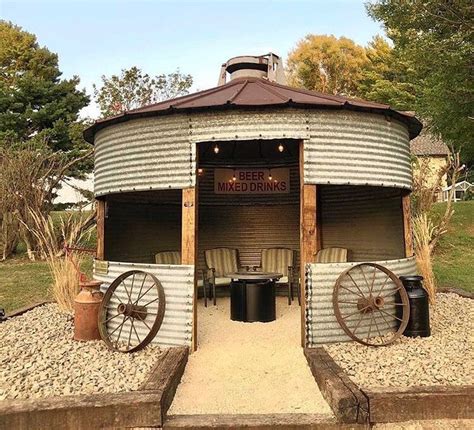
<box><xmin>357</xmin><ymin>295</ymin><xmax>385</xmax><ymax>313</ymax></box>
<box><xmin>117</xmin><ymin>303</ymin><xmax>148</xmax><ymax>321</ymax></box>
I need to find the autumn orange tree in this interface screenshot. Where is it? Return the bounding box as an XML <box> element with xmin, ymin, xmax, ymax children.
<box><xmin>287</xmin><ymin>35</ymin><xmax>368</xmax><ymax>96</ymax></box>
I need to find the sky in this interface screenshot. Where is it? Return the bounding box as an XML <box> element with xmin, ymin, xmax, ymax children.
<box><xmin>1</xmin><ymin>0</ymin><xmax>384</xmax><ymax>118</ymax></box>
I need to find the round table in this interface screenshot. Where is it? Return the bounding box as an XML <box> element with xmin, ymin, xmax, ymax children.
<box><xmin>226</xmin><ymin>272</ymin><xmax>282</xmax><ymax>323</ymax></box>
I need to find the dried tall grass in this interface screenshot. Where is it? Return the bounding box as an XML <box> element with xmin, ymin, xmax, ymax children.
<box><xmin>21</xmin><ymin>209</ymin><xmax>95</xmax><ymax>312</ymax></box>
<box><xmin>413</xmin><ymin>213</ymin><xmax>436</xmax><ymax>303</ymax></box>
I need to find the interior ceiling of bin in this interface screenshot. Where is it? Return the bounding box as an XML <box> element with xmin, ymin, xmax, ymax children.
<box><xmin>84</xmin><ymin>77</ymin><xmax>422</xmax><ymax>143</ymax></box>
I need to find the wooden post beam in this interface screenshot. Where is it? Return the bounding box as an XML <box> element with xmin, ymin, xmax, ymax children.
<box><xmin>402</xmin><ymin>194</ymin><xmax>414</xmax><ymax>257</ymax></box>
<box><xmin>299</xmin><ymin>141</ymin><xmax>319</xmax><ymax>347</ymax></box>
<box><xmin>181</xmin><ymin>187</ymin><xmax>198</xmax><ymax>351</ymax></box>
<box><xmin>96</xmin><ymin>199</ymin><xmax>105</xmax><ymax>261</ymax></box>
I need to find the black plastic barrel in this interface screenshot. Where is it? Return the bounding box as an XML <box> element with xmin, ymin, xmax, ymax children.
<box><xmin>398</xmin><ymin>275</ymin><xmax>431</xmax><ymax>337</ymax></box>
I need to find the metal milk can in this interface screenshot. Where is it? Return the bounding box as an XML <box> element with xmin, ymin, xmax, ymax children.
<box><xmin>399</xmin><ymin>275</ymin><xmax>431</xmax><ymax>337</ymax></box>
<box><xmin>74</xmin><ymin>280</ymin><xmax>104</xmax><ymax>341</ymax></box>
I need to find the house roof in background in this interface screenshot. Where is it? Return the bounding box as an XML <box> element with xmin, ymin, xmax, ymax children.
<box><xmin>84</xmin><ymin>77</ymin><xmax>423</xmax><ymax>143</ymax></box>
<box><xmin>410</xmin><ymin>132</ymin><xmax>450</xmax><ymax>156</ymax></box>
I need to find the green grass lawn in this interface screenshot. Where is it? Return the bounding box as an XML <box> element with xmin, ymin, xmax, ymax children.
<box><xmin>432</xmin><ymin>201</ymin><xmax>474</xmax><ymax>292</ymax></box>
<box><xmin>0</xmin><ymin>202</ymin><xmax>472</xmax><ymax>313</ymax></box>
<box><xmin>0</xmin><ymin>257</ymin><xmax>52</xmax><ymax>313</ymax></box>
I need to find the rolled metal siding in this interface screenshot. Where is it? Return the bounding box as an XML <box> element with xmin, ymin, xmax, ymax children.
<box><xmin>94</xmin><ymin>116</ymin><xmax>194</xmax><ymax>196</ymax></box>
<box><xmin>305</xmin><ymin>257</ymin><xmax>417</xmax><ymax>346</ymax></box>
<box><xmin>189</xmin><ymin>110</ymin><xmax>310</xmax><ymax>143</ymax></box>
<box><xmin>305</xmin><ymin>111</ymin><xmax>412</xmax><ymax>190</ymax></box>
<box><xmin>94</xmin><ymin>261</ymin><xmax>194</xmax><ymax>348</ymax></box>
<box><xmin>94</xmin><ymin>108</ymin><xmax>412</xmax><ymax>197</ymax></box>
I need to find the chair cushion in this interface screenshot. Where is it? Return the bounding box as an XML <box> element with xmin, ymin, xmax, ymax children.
<box><xmin>315</xmin><ymin>247</ymin><xmax>348</xmax><ymax>263</ymax></box>
<box><xmin>215</xmin><ymin>277</ymin><xmax>232</xmax><ymax>286</ymax></box>
<box><xmin>205</xmin><ymin>248</ymin><xmax>238</xmax><ymax>277</ymax></box>
<box><xmin>155</xmin><ymin>251</ymin><xmax>181</xmax><ymax>265</ymax></box>
<box><xmin>261</xmin><ymin>248</ymin><xmax>294</xmax><ymax>276</ymax></box>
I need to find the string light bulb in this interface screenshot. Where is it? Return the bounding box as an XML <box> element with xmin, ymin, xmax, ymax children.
<box><xmin>268</xmin><ymin>169</ymin><xmax>273</xmax><ymax>181</ymax></box>
<box><xmin>213</xmin><ymin>144</ymin><xmax>220</xmax><ymax>154</ymax></box>
<box><xmin>198</xmin><ymin>168</ymin><xmax>204</xmax><ymax>176</ymax></box>
<box><xmin>232</xmin><ymin>170</ymin><xmax>237</xmax><ymax>181</ymax></box>
<box><xmin>278</xmin><ymin>143</ymin><xmax>284</xmax><ymax>152</ymax></box>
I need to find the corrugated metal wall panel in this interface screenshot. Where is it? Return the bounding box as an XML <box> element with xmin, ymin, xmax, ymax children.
<box><xmin>305</xmin><ymin>257</ymin><xmax>417</xmax><ymax>346</ymax></box>
<box><xmin>305</xmin><ymin>111</ymin><xmax>412</xmax><ymax>189</ymax></box>
<box><xmin>190</xmin><ymin>110</ymin><xmax>310</xmax><ymax>143</ymax></box>
<box><xmin>94</xmin><ymin>116</ymin><xmax>194</xmax><ymax>196</ymax></box>
<box><xmin>93</xmin><ymin>108</ymin><xmax>412</xmax><ymax>197</ymax></box>
<box><xmin>320</xmin><ymin>185</ymin><xmax>405</xmax><ymax>261</ymax></box>
<box><xmin>198</xmin><ymin>204</ymin><xmax>300</xmax><ymax>272</ymax></box>
<box><xmin>94</xmin><ymin>261</ymin><xmax>194</xmax><ymax>348</ymax></box>
<box><xmin>104</xmin><ymin>200</ymin><xmax>181</xmax><ymax>263</ymax></box>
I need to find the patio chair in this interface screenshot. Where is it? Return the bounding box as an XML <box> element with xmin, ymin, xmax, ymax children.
<box><xmin>315</xmin><ymin>247</ymin><xmax>348</xmax><ymax>263</ymax></box>
<box><xmin>260</xmin><ymin>248</ymin><xmax>297</xmax><ymax>305</ymax></box>
<box><xmin>155</xmin><ymin>251</ymin><xmax>181</xmax><ymax>265</ymax></box>
<box><xmin>204</xmin><ymin>248</ymin><xmax>240</xmax><ymax>306</ymax></box>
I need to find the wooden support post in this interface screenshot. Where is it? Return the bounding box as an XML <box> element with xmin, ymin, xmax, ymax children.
<box><xmin>96</xmin><ymin>199</ymin><xmax>105</xmax><ymax>260</ymax></box>
<box><xmin>402</xmin><ymin>194</ymin><xmax>414</xmax><ymax>257</ymax></box>
<box><xmin>181</xmin><ymin>187</ymin><xmax>198</xmax><ymax>351</ymax></box>
<box><xmin>299</xmin><ymin>141</ymin><xmax>319</xmax><ymax>347</ymax></box>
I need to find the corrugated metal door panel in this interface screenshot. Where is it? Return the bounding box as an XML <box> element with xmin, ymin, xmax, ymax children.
<box><xmin>305</xmin><ymin>257</ymin><xmax>417</xmax><ymax>346</ymax></box>
<box><xmin>94</xmin><ymin>115</ymin><xmax>194</xmax><ymax>196</ymax></box>
<box><xmin>189</xmin><ymin>109</ymin><xmax>310</xmax><ymax>142</ymax></box>
<box><xmin>320</xmin><ymin>185</ymin><xmax>405</xmax><ymax>261</ymax></box>
<box><xmin>305</xmin><ymin>111</ymin><xmax>412</xmax><ymax>190</ymax></box>
<box><xmin>94</xmin><ymin>261</ymin><xmax>194</xmax><ymax>348</ymax></box>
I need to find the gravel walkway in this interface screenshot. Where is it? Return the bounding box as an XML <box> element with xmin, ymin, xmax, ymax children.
<box><xmin>0</xmin><ymin>304</ymin><xmax>161</xmax><ymax>400</ymax></box>
<box><xmin>325</xmin><ymin>293</ymin><xmax>473</xmax><ymax>387</ymax></box>
<box><xmin>169</xmin><ymin>297</ymin><xmax>332</xmax><ymax>415</ymax></box>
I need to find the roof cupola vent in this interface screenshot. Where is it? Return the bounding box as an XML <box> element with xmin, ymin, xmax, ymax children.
<box><xmin>218</xmin><ymin>53</ymin><xmax>286</xmax><ymax>85</ymax></box>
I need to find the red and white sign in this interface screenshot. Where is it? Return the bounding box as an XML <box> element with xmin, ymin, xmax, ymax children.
<box><xmin>214</xmin><ymin>168</ymin><xmax>290</xmax><ymax>194</ymax></box>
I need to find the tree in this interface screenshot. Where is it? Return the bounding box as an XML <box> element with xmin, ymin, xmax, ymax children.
<box><xmin>286</xmin><ymin>35</ymin><xmax>368</xmax><ymax>96</ymax></box>
<box><xmin>93</xmin><ymin>67</ymin><xmax>193</xmax><ymax>117</ymax></box>
<box><xmin>357</xmin><ymin>36</ymin><xmax>417</xmax><ymax>111</ymax></box>
<box><xmin>0</xmin><ymin>21</ymin><xmax>91</xmax><ymax>175</ymax></box>
<box><xmin>0</xmin><ymin>138</ymin><xmax>93</xmax><ymax>260</ymax></box>
<box><xmin>367</xmin><ymin>0</ymin><xmax>474</xmax><ymax>166</ymax></box>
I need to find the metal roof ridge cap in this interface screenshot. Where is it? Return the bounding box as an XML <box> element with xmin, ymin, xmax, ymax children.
<box><xmin>227</xmin><ymin>80</ymin><xmax>249</xmax><ymax>103</ymax></box>
<box><xmin>254</xmin><ymin>79</ymin><xmax>291</xmax><ymax>102</ymax></box>
<box><xmin>262</xmin><ymin>79</ymin><xmax>347</xmax><ymax>104</ymax></box>
<box><xmin>168</xmin><ymin>80</ymin><xmax>243</xmax><ymax>108</ymax></box>
<box><xmin>127</xmin><ymin>79</ymin><xmax>242</xmax><ymax>112</ymax></box>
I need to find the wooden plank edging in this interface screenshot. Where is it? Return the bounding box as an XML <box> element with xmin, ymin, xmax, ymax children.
<box><xmin>438</xmin><ymin>287</ymin><xmax>474</xmax><ymax>299</ymax></box>
<box><xmin>304</xmin><ymin>347</ymin><xmax>369</xmax><ymax>424</ymax></box>
<box><xmin>164</xmin><ymin>413</ymin><xmax>367</xmax><ymax>429</ymax></box>
<box><xmin>362</xmin><ymin>385</ymin><xmax>474</xmax><ymax>423</ymax></box>
<box><xmin>0</xmin><ymin>346</ymin><xmax>189</xmax><ymax>430</ymax></box>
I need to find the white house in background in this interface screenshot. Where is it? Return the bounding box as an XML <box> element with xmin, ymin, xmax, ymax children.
<box><xmin>441</xmin><ymin>181</ymin><xmax>473</xmax><ymax>202</ymax></box>
<box><xmin>53</xmin><ymin>174</ymin><xmax>94</xmax><ymax>210</ymax></box>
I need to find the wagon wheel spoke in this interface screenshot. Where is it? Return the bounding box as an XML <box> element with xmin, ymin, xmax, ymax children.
<box><xmin>376</xmin><ymin>274</ymin><xmax>391</xmax><ymax>297</ymax></box>
<box><xmin>347</xmin><ymin>273</ymin><xmax>367</xmax><ymax>298</ymax></box>
<box><xmin>378</xmin><ymin>308</ymin><xmax>404</xmax><ymax>322</ymax></box>
<box><xmin>98</xmin><ymin>270</ymin><xmax>166</xmax><ymax>353</ymax></box>
<box><xmin>358</xmin><ymin>265</ymin><xmax>371</xmax><ymax>291</ymax></box>
<box><xmin>379</xmin><ymin>286</ymin><xmax>403</xmax><ymax>300</ymax></box>
<box><xmin>339</xmin><ymin>284</ymin><xmax>364</xmax><ymax>298</ymax></box>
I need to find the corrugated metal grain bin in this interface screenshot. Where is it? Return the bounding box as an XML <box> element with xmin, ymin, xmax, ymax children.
<box><xmin>84</xmin><ymin>53</ymin><xmax>422</xmax><ymax>349</ymax></box>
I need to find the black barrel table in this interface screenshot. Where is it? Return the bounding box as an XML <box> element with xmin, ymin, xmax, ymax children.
<box><xmin>226</xmin><ymin>271</ymin><xmax>282</xmax><ymax>323</ymax></box>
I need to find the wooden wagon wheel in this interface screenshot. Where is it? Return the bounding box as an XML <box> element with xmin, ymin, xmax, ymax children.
<box><xmin>98</xmin><ymin>270</ymin><xmax>165</xmax><ymax>353</ymax></box>
<box><xmin>333</xmin><ymin>263</ymin><xmax>409</xmax><ymax>346</ymax></box>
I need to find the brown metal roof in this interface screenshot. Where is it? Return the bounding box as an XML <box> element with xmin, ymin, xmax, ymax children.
<box><xmin>410</xmin><ymin>132</ymin><xmax>449</xmax><ymax>156</ymax></box>
<box><xmin>84</xmin><ymin>77</ymin><xmax>422</xmax><ymax>143</ymax></box>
